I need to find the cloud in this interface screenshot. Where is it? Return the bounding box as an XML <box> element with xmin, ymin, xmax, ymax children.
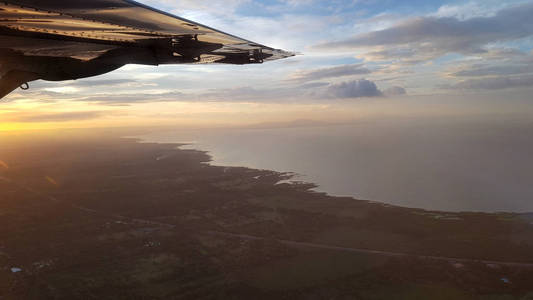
<box><xmin>325</xmin><ymin>79</ymin><xmax>382</xmax><ymax>98</ymax></box>
<box><xmin>68</xmin><ymin>79</ymin><xmax>137</xmax><ymax>88</ymax></box>
<box><xmin>444</xmin><ymin>75</ymin><xmax>533</xmax><ymax>90</ymax></box>
<box><xmin>299</xmin><ymin>81</ymin><xmax>330</xmax><ymax>89</ymax></box>
<box><xmin>22</xmin><ymin>77</ymin><xmax>399</xmax><ymax>104</ymax></box>
<box><xmin>441</xmin><ymin>49</ymin><xmax>533</xmax><ymax>91</ymax></box>
<box><xmin>75</xmin><ymin>92</ymin><xmax>185</xmax><ymax>105</ymax></box>
<box><xmin>447</xmin><ymin>53</ymin><xmax>533</xmax><ymax>78</ymax></box>
<box><xmin>197</xmin><ymin>85</ymin><xmax>317</xmax><ymax>102</ymax></box>
<box><xmin>288</xmin><ymin>64</ymin><xmax>371</xmax><ymax>82</ymax></box>
<box><xmin>383</xmin><ymin>86</ymin><xmax>407</xmax><ymax>96</ymax></box>
<box><xmin>431</xmin><ymin>1</ymin><xmax>511</xmax><ymax>20</ymax></box>
<box><xmin>452</xmin><ymin>64</ymin><xmax>533</xmax><ymax>77</ymax></box>
<box><xmin>314</xmin><ymin>2</ymin><xmax>533</xmax><ymax>63</ymax></box>
<box><xmin>70</xmin><ymin>87</ymin><xmax>295</xmax><ymax>104</ymax></box>
<box><xmin>199</xmin><ymin>87</ymin><xmax>275</xmax><ymax>101</ymax></box>
<box><xmin>3</xmin><ymin>111</ymin><xmax>111</xmax><ymax>122</ymax></box>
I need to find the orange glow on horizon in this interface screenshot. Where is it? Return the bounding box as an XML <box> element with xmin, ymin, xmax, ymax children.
<box><xmin>0</xmin><ymin>100</ymin><xmax>347</xmax><ymax>132</ymax></box>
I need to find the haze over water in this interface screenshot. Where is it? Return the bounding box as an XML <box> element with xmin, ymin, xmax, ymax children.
<box><xmin>139</xmin><ymin>117</ymin><xmax>533</xmax><ymax>213</ymax></box>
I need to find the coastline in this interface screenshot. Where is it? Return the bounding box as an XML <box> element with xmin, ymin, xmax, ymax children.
<box><xmin>131</xmin><ymin>135</ymin><xmax>532</xmax><ymax>215</ymax></box>
<box><xmin>126</xmin><ymin>137</ymin><xmax>533</xmax><ymax>259</ymax></box>
<box><xmin>2</xmin><ymin>133</ymin><xmax>533</xmax><ymax>299</ymax></box>
<box><xmin>131</xmin><ymin>123</ymin><xmax>533</xmax><ymax>214</ymax></box>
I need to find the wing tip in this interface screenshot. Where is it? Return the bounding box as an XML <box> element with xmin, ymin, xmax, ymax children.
<box><xmin>263</xmin><ymin>48</ymin><xmax>297</xmax><ymax>62</ymax></box>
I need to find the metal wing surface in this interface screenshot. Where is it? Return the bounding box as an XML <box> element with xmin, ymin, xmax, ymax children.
<box><xmin>0</xmin><ymin>0</ymin><xmax>294</xmax><ymax>99</ymax></box>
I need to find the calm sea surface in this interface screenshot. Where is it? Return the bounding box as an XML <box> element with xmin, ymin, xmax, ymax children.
<box><xmin>137</xmin><ymin>118</ymin><xmax>533</xmax><ymax>212</ymax></box>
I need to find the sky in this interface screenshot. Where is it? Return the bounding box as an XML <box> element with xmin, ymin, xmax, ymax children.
<box><xmin>2</xmin><ymin>0</ymin><xmax>533</xmax><ymax>130</ymax></box>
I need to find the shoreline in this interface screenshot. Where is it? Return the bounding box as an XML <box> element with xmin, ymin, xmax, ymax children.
<box><xmin>129</xmin><ymin>136</ymin><xmax>532</xmax><ymax>216</ymax></box>
<box><xmin>3</xmin><ymin>133</ymin><xmax>533</xmax><ymax>298</ymax></box>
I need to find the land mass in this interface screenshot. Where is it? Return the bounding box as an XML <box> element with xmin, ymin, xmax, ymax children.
<box><xmin>1</xmin><ymin>130</ymin><xmax>533</xmax><ymax>299</ymax></box>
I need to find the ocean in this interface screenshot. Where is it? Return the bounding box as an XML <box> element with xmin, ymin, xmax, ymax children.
<box><xmin>137</xmin><ymin>117</ymin><xmax>533</xmax><ymax>212</ymax></box>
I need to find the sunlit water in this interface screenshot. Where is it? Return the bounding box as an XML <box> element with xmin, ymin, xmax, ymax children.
<box><xmin>137</xmin><ymin>118</ymin><xmax>533</xmax><ymax>212</ymax></box>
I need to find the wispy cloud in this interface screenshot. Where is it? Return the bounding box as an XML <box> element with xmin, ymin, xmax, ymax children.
<box><xmin>443</xmin><ymin>75</ymin><xmax>533</xmax><ymax>90</ymax></box>
<box><xmin>315</xmin><ymin>2</ymin><xmax>533</xmax><ymax>63</ymax></box>
<box><xmin>2</xmin><ymin>111</ymin><xmax>113</xmax><ymax>122</ymax></box>
<box><xmin>288</xmin><ymin>64</ymin><xmax>371</xmax><ymax>82</ymax></box>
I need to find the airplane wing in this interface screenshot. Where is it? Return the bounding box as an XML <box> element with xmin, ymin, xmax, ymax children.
<box><xmin>0</xmin><ymin>0</ymin><xmax>294</xmax><ymax>99</ymax></box>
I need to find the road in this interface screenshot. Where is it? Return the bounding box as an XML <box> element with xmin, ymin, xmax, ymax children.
<box><xmin>206</xmin><ymin>231</ymin><xmax>533</xmax><ymax>268</ymax></box>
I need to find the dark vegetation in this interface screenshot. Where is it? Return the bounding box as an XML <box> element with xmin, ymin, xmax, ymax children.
<box><xmin>1</xmin><ymin>131</ymin><xmax>532</xmax><ymax>299</ymax></box>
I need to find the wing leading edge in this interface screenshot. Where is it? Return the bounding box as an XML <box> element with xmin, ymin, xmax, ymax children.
<box><xmin>0</xmin><ymin>0</ymin><xmax>294</xmax><ymax>99</ymax></box>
